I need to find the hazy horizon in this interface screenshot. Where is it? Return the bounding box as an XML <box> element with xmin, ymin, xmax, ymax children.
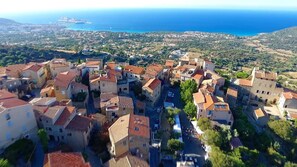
<box><xmin>1</xmin><ymin>0</ymin><xmax>297</xmax><ymax>15</ymax></box>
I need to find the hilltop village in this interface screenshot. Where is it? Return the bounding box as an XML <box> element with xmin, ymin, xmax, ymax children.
<box><xmin>0</xmin><ymin>52</ymin><xmax>297</xmax><ymax>167</ymax></box>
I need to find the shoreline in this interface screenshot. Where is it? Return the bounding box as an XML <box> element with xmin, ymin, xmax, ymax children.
<box><xmin>66</xmin><ymin>26</ymin><xmax>259</xmax><ymax>37</ymax></box>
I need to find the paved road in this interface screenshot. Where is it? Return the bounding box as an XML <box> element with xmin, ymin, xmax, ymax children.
<box><xmin>170</xmin><ymin>87</ymin><xmax>206</xmax><ymax>167</ymax></box>
<box><xmin>32</xmin><ymin>141</ymin><xmax>44</xmax><ymax>167</ymax></box>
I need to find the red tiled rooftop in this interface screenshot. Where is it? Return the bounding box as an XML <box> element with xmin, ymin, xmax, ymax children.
<box><xmin>54</xmin><ymin>106</ymin><xmax>76</xmax><ymax>126</ymax></box>
<box><xmin>165</xmin><ymin>60</ymin><xmax>175</xmax><ymax>68</ymax></box>
<box><xmin>238</xmin><ymin>79</ymin><xmax>252</xmax><ymax>87</ymax></box>
<box><xmin>128</xmin><ymin>114</ymin><xmax>150</xmax><ymax>139</ymax></box>
<box><xmin>193</xmin><ymin>92</ymin><xmax>205</xmax><ymax>104</ymax></box>
<box><xmin>143</xmin><ymin>78</ymin><xmax>161</xmax><ymax>91</ymax></box>
<box><xmin>54</xmin><ymin>71</ymin><xmax>77</xmax><ymax>88</ymax></box>
<box><xmin>0</xmin><ymin>98</ymin><xmax>28</xmax><ymax>108</ymax></box>
<box><xmin>100</xmin><ymin>74</ymin><xmax>117</xmax><ymax>83</ymax></box>
<box><xmin>44</xmin><ymin>152</ymin><xmax>90</xmax><ymax>167</ymax></box>
<box><xmin>124</xmin><ymin>65</ymin><xmax>145</xmax><ymax>75</ymax></box>
<box><xmin>283</xmin><ymin>91</ymin><xmax>297</xmax><ymax>100</ymax></box>
<box><xmin>226</xmin><ymin>87</ymin><xmax>238</xmax><ymax>98</ymax></box>
<box><xmin>23</xmin><ymin>64</ymin><xmax>42</xmax><ymax>72</ymax></box>
<box><xmin>255</xmin><ymin>70</ymin><xmax>277</xmax><ymax>80</ymax></box>
<box><xmin>0</xmin><ymin>90</ymin><xmax>17</xmax><ymax>100</ymax></box>
<box><xmin>66</xmin><ymin>115</ymin><xmax>91</xmax><ymax>131</ymax></box>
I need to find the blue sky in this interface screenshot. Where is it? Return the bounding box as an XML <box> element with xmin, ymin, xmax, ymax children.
<box><xmin>0</xmin><ymin>0</ymin><xmax>297</xmax><ymax>14</ymax></box>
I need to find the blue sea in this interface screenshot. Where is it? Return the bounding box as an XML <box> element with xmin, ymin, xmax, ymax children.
<box><xmin>3</xmin><ymin>9</ymin><xmax>297</xmax><ymax>36</ymax></box>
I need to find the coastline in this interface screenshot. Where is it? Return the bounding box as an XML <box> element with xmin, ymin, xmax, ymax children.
<box><xmin>5</xmin><ymin>9</ymin><xmax>297</xmax><ymax>37</ymax></box>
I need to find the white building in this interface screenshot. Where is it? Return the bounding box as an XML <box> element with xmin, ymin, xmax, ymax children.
<box><xmin>0</xmin><ymin>90</ymin><xmax>38</xmax><ymax>151</ymax></box>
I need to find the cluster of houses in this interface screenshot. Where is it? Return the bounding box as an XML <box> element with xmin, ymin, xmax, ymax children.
<box><xmin>1</xmin><ymin>53</ymin><xmax>297</xmax><ymax>166</ymax></box>
<box><xmin>0</xmin><ymin>57</ymin><xmax>165</xmax><ymax>166</ymax></box>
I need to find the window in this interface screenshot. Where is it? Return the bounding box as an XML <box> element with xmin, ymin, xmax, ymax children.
<box><xmin>67</xmin><ymin>133</ymin><xmax>72</xmax><ymax>136</ymax></box>
<box><xmin>262</xmin><ymin>91</ymin><xmax>265</xmax><ymax>94</ymax></box>
<box><xmin>285</xmin><ymin>105</ymin><xmax>288</xmax><ymax>108</ymax></box>
<box><xmin>5</xmin><ymin>113</ymin><xmax>11</xmax><ymax>120</ymax></box>
<box><xmin>7</xmin><ymin>121</ymin><xmax>13</xmax><ymax>127</ymax></box>
<box><xmin>56</xmin><ymin>86</ymin><xmax>59</xmax><ymax>90</ymax></box>
<box><xmin>26</xmin><ymin>112</ymin><xmax>31</xmax><ymax>118</ymax></box>
<box><xmin>134</xmin><ymin>127</ymin><xmax>139</xmax><ymax>131</ymax></box>
<box><xmin>61</xmin><ymin>90</ymin><xmax>65</xmax><ymax>95</ymax></box>
<box><xmin>123</xmin><ymin>107</ymin><xmax>126</xmax><ymax>110</ymax></box>
<box><xmin>123</xmin><ymin>141</ymin><xmax>127</xmax><ymax>145</ymax></box>
<box><xmin>143</xmin><ymin>143</ymin><xmax>146</xmax><ymax>147</ymax></box>
<box><xmin>61</xmin><ymin>136</ymin><xmax>64</xmax><ymax>140</ymax></box>
<box><xmin>267</xmin><ymin>92</ymin><xmax>270</xmax><ymax>95</ymax></box>
<box><xmin>256</xmin><ymin>90</ymin><xmax>259</xmax><ymax>93</ymax></box>
<box><xmin>48</xmin><ymin>127</ymin><xmax>52</xmax><ymax>131</ymax></box>
<box><xmin>102</xmin><ymin>83</ymin><xmax>105</xmax><ymax>87</ymax></box>
<box><xmin>59</xmin><ymin>129</ymin><xmax>63</xmax><ymax>133</ymax></box>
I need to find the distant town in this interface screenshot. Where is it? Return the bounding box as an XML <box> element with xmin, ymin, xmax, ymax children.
<box><xmin>0</xmin><ymin>49</ymin><xmax>297</xmax><ymax>167</ymax></box>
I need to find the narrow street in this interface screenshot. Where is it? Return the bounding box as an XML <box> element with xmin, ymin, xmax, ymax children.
<box><xmin>170</xmin><ymin>87</ymin><xmax>206</xmax><ymax>166</ymax></box>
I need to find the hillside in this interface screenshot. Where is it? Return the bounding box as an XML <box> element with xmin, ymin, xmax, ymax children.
<box><xmin>255</xmin><ymin>27</ymin><xmax>297</xmax><ymax>53</ymax></box>
<box><xmin>0</xmin><ymin>18</ymin><xmax>19</xmax><ymax>25</ymax></box>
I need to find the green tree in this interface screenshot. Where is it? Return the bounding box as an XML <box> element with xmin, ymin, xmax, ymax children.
<box><xmin>267</xmin><ymin>147</ymin><xmax>286</xmax><ymax>166</ymax></box>
<box><xmin>210</xmin><ymin>147</ymin><xmax>244</xmax><ymax>167</ymax></box>
<box><xmin>232</xmin><ymin>146</ymin><xmax>259</xmax><ymax>166</ymax></box>
<box><xmin>167</xmin><ymin>139</ymin><xmax>184</xmax><ymax>153</ymax></box>
<box><xmin>38</xmin><ymin>129</ymin><xmax>48</xmax><ymax>152</ymax></box>
<box><xmin>184</xmin><ymin>102</ymin><xmax>196</xmax><ymax>118</ymax></box>
<box><xmin>0</xmin><ymin>159</ymin><xmax>11</xmax><ymax>167</ymax></box>
<box><xmin>202</xmin><ymin>130</ymin><xmax>223</xmax><ymax>147</ymax></box>
<box><xmin>197</xmin><ymin>117</ymin><xmax>212</xmax><ymax>131</ymax></box>
<box><xmin>268</xmin><ymin>120</ymin><xmax>295</xmax><ymax>142</ymax></box>
<box><xmin>285</xmin><ymin>162</ymin><xmax>297</xmax><ymax>167</ymax></box>
<box><xmin>235</xmin><ymin>71</ymin><xmax>249</xmax><ymax>79</ymax></box>
<box><xmin>180</xmin><ymin>80</ymin><xmax>197</xmax><ymax>103</ymax></box>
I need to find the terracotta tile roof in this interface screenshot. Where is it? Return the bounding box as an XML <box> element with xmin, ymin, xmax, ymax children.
<box><xmin>108</xmin><ymin>69</ymin><xmax>122</xmax><ymax>76</ymax></box>
<box><xmin>238</xmin><ymin>79</ymin><xmax>252</xmax><ymax>87</ymax></box>
<box><xmin>71</xmin><ymin>82</ymin><xmax>88</xmax><ymax>90</ymax></box>
<box><xmin>204</xmin><ymin>94</ymin><xmax>215</xmax><ymax>110</ymax></box>
<box><xmin>226</xmin><ymin>87</ymin><xmax>238</xmax><ymax>98</ymax></box>
<box><xmin>50</xmin><ymin>59</ymin><xmax>69</xmax><ymax>68</ymax></box>
<box><xmin>283</xmin><ymin>91</ymin><xmax>297</xmax><ymax>100</ymax></box>
<box><xmin>106</xmin><ymin>62</ymin><xmax>117</xmax><ymax>70</ymax></box>
<box><xmin>54</xmin><ymin>106</ymin><xmax>76</xmax><ymax>126</ymax></box>
<box><xmin>44</xmin><ymin>106</ymin><xmax>65</xmax><ymax>120</ymax></box>
<box><xmin>289</xmin><ymin>112</ymin><xmax>297</xmax><ymax>119</ymax></box>
<box><xmin>109</xmin><ymin>114</ymin><xmax>150</xmax><ymax>143</ymax></box>
<box><xmin>100</xmin><ymin>74</ymin><xmax>117</xmax><ymax>83</ymax></box>
<box><xmin>100</xmin><ymin>93</ymin><xmax>118</xmax><ymax>102</ymax></box>
<box><xmin>255</xmin><ymin>70</ymin><xmax>277</xmax><ymax>80</ymax></box>
<box><xmin>54</xmin><ymin>71</ymin><xmax>77</xmax><ymax>88</ymax></box>
<box><xmin>118</xmin><ymin>96</ymin><xmax>134</xmax><ymax>108</ymax></box>
<box><xmin>23</xmin><ymin>64</ymin><xmax>42</xmax><ymax>72</ymax></box>
<box><xmin>86</xmin><ymin>61</ymin><xmax>100</xmax><ymax>66</ymax></box>
<box><xmin>5</xmin><ymin>64</ymin><xmax>27</xmax><ymax>78</ymax></box>
<box><xmin>145</xmin><ymin>64</ymin><xmax>163</xmax><ymax>77</ymax></box>
<box><xmin>0</xmin><ymin>97</ymin><xmax>28</xmax><ymax>108</ymax></box>
<box><xmin>66</xmin><ymin>115</ymin><xmax>91</xmax><ymax>131</ymax></box>
<box><xmin>44</xmin><ymin>152</ymin><xmax>90</xmax><ymax>167</ymax></box>
<box><xmin>128</xmin><ymin>114</ymin><xmax>150</xmax><ymax>139</ymax></box>
<box><xmin>104</xmin><ymin>154</ymin><xmax>149</xmax><ymax>167</ymax></box>
<box><xmin>193</xmin><ymin>92</ymin><xmax>205</xmax><ymax>104</ymax></box>
<box><xmin>192</xmin><ymin>73</ymin><xmax>203</xmax><ymax>81</ymax></box>
<box><xmin>143</xmin><ymin>78</ymin><xmax>161</xmax><ymax>91</ymax></box>
<box><xmin>254</xmin><ymin>108</ymin><xmax>265</xmax><ymax>118</ymax></box>
<box><xmin>124</xmin><ymin>65</ymin><xmax>145</xmax><ymax>75</ymax></box>
<box><xmin>165</xmin><ymin>60</ymin><xmax>175</xmax><ymax>68</ymax></box>
<box><xmin>0</xmin><ymin>90</ymin><xmax>17</xmax><ymax>100</ymax></box>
